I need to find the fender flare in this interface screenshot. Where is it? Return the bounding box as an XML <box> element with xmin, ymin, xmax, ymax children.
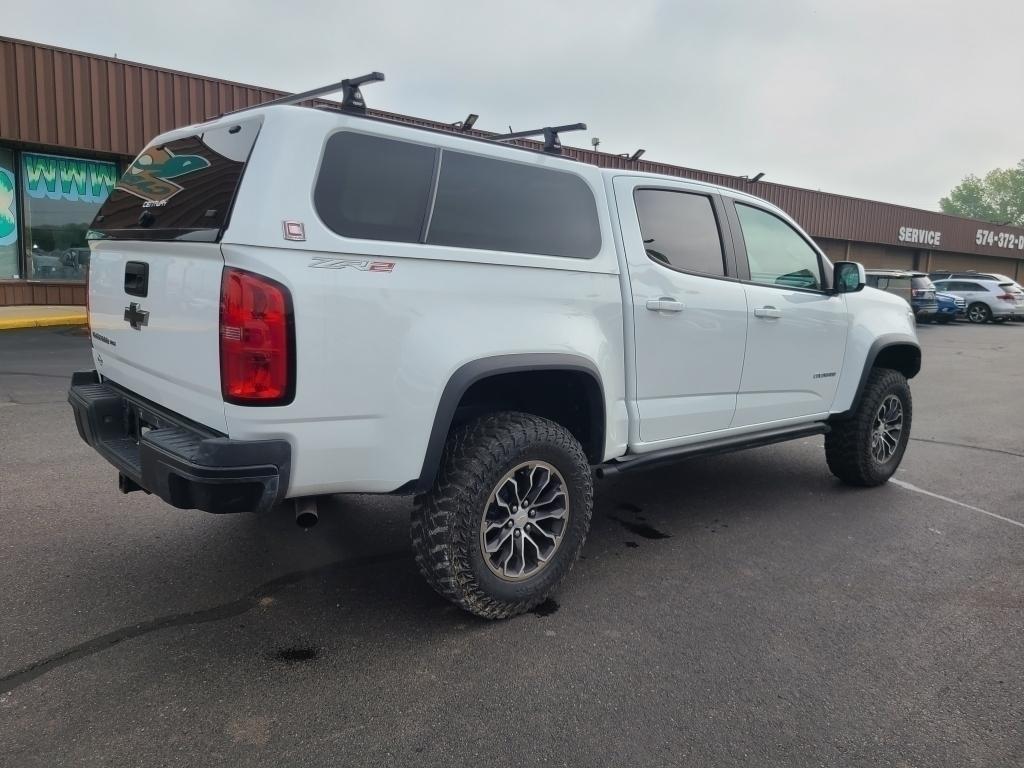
<box><xmin>831</xmin><ymin>335</ymin><xmax>921</xmax><ymax>420</ymax></box>
<box><xmin>414</xmin><ymin>353</ymin><xmax>605</xmax><ymax>493</ymax></box>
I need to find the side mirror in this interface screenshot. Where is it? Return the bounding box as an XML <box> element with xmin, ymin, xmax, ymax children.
<box><xmin>833</xmin><ymin>261</ymin><xmax>866</xmax><ymax>293</ymax></box>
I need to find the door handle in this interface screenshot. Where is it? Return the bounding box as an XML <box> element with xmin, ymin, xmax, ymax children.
<box><xmin>646</xmin><ymin>298</ymin><xmax>685</xmax><ymax>313</ymax></box>
<box><xmin>124</xmin><ymin>261</ymin><xmax>149</xmax><ymax>298</ymax></box>
<box><xmin>753</xmin><ymin>306</ymin><xmax>782</xmax><ymax>319</ymax></box>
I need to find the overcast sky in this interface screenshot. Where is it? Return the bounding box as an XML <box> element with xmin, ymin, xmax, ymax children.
<box><xmin>7</xmin><ymin>0</ymin><xmax>1023</xmax><ymax>211</ymax></box>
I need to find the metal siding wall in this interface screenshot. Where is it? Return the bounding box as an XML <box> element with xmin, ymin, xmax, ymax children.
<box><xmin>3</xmin><ymin>35</ymin><xmax>1024</xmax><ymax>273</ymax></box>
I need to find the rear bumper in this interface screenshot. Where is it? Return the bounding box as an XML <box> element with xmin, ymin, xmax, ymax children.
<box><xmin>68</xmin><ymin>371</ymin><xmax>290</xmax><ymax>514</ymax></box>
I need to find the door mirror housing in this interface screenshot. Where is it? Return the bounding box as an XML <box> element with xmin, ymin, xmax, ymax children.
<box><xmin>832</xmin><ymin>261</ymin><xmax>866</xmax><ymax>293</ymax></box>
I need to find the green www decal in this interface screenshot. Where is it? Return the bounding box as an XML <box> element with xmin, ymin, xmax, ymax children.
<box><xmin>23</xmin><ymin>153</ymin><xmax>117</xmax><ymax>204</ymax></box>
<box><xmin>0</xmin><ymin>168</ymin><xmax>16</xmax><ymax>246</ymax></box>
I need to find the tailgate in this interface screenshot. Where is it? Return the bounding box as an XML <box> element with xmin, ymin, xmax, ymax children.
<box><xmin>88</xmin><ymin>240</ymin><xmax>227</xmax><ymax>432</ymax></box>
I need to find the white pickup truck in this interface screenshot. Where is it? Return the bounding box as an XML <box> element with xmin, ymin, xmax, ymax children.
<box><xmin>70</xmin><ymin>77</ymin><xmax>920</xmax><ymax>618</ymax></box>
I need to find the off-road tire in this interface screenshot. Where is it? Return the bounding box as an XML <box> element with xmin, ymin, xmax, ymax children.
<box><xmin>825</xmin><ymin>367</ymin><xmax>912</xmax><ymax>487</ymax></box>
<box><xmin>967</xmin><ymin>302</ymin><xmax>991</xmax><ymax>324</ymax></box>
<box><xmin>411</xmin><ymin>412</ymin><xmax>593</xmax><ymax>619</ymax></box>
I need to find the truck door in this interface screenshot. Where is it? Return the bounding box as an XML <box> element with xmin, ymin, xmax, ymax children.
<box><xmin>725</xmin><ymin>200</ymin><xmax>848</xmax><ymax>427</ymax></box>
<box><xmin>613</xmin><ymin>177</ymin><xmax>748</xmax><ymax>446</ymax></box>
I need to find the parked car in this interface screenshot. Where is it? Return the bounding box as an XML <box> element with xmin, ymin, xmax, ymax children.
<box><xmin>69</xmin><ymin>77</ymin><xmax>921</xmax><ymax>618</ymax></box>
<box><xmin>930</xmin><ymin>270</ymin><xmax>1019</xmax><ymax>284</ymax></box>
<box><xmin>931</xmin><ymin>277</ymin><xmax>1024</xmax><ymax>323</ymax></box>
<box><xmin>926</xmin><ymin>291</ymin><xmax>965</xmax><ymax>323</ymax></box>
<box><xmin>864</xmin><ymin>269</ymin><xmax>938</xmax><ymax>320</ymax></box>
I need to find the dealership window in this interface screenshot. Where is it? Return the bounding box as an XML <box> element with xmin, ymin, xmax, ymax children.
<box><xmin>21</xmin><ymin>152</ymin><xmax>118</xmax><ymax>282</ymax></box>
<box><xmin>0</xmin><ymin>148</ymin><xmax>17</xmax><ymax>279</ymax></box>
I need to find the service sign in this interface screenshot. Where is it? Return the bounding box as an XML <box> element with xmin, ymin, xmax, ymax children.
<box><xmin>898</xmin><ymin>226</ymin><xmax>942</xmax><ymax>246</ymax></box>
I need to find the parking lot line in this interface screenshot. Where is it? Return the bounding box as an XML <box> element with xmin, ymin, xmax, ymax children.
<box><xmin>890</xmin><ymin>478</ymin><xmax>1024</xmax><ymax>530</ymax></box>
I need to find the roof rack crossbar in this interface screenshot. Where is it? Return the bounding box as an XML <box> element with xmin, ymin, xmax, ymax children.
<box><xmin>218</xmin><ymin>72</ymin><xmax>385</xmax><ymax>118</ymax></box>
<box><xmin>491</xmin><ymin>122</ymin><xmax>587</xmax><ymax>154</ymax></box>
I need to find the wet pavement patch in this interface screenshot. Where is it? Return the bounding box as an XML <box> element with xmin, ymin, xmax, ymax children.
<box><xmin>273</xmin><ymin>646</ymin><xmax>319</xmax><ymax>663</ymax></box>
<box><xmin>531</xmin><ymin>598</ymin><xmax>559</xmax><ymax>617</ymax></box>
<box><xmin>624</xmin><ymin>541</ymin><xmax>639</xmax><ymax>549</ymax></box>
<box><xmin>612</xmin><ymin>516</ymin><xmax>671</xmax><ymax>540</ymax></box>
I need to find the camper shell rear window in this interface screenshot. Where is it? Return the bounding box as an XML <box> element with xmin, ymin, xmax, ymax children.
<box><xmin>89</xmin><ymin>117</ymin><xmax>262</xmax><ymax>242</ymax></box>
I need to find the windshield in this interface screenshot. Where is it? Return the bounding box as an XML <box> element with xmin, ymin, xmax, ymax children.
<box><xmin>89</xmin><ymin>117</ymin><xmax>261</xmax><ymax>242</ymax></box>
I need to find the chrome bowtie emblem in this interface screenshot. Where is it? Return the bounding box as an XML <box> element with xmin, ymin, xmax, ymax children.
<box><xmin>123</xmin><ymin>302</ymin><xmax>150</xmax><ymax>330</ymax></box>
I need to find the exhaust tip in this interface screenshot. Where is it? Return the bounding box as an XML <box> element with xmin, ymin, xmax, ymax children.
<box><xmin>295</xmin><ymin>497</ymin><xmax>319</xmax><ymax>529</ymax></box>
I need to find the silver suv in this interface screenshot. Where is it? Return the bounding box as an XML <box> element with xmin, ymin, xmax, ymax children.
<box><xmin>931</xmin><ymin>277</ymin><xmax>1024</xmax><ymax>323</ymax></box>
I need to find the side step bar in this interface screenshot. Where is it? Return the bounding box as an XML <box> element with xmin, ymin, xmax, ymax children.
<box><xmin>595</xmin><ymin>423</ymin><xmax>829</xmax><ymax>479</ymax></box>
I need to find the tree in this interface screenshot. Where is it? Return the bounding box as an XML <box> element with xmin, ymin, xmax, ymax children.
<box><xmin>939</xmin><ymin>160</ymin><xmax>1024</xmax><ymax>226</ymax></box>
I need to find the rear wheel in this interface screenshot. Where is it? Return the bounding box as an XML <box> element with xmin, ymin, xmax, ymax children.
<box><xmin>411</xmin><ymin>412</ymin><xmax>593</xmax><ymax>619</ymax></box>
<box><xmin>825</xmin><ymin>368</ymin><xmax>912</xmax><ymax>487</ymax></box>
<box><xmin>967</xmin><ymin>302</ymin><xmax>991</xmax><ymax>324</ymax></box>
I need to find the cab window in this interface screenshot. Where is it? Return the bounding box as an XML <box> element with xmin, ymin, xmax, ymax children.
<box><xmin>735</xmin><ymin>203</ymin><xmax>823</xmax><ymax>290</ymax></box>
<box><xmin>633</xmin><ymin>189</ymin><xmax>725</xmax><ymax>276</ymax></box>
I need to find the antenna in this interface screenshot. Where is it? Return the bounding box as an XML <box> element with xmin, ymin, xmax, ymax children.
<box><xmin>217</xmin><ymin>72</ymin><xmax>385</xmax><ymax>118</ymax></box>
<box><xmin>491</xmin><ymin>123</ymin><xmax>587</xmax><ymax>154</ymax></box>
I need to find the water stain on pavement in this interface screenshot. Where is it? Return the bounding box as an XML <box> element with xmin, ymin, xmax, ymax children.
<box><xmin>273</xmin><ymin>646</ymin><xmax>319</xmax><ymax>663</ymax></box>
<box><xmin>0</xmin><ymin>549</ymin><xmax>409</xmax><ymax>695</ymax></box>
<box><xmin>612</xmin><ymin>516</ymin><xmax>671</xmax><ymax>540</ymax></box>
<box><xmin>531</xmin><ymin>598</ymin><xmax>559</xmax><ymax>617</ymax></box>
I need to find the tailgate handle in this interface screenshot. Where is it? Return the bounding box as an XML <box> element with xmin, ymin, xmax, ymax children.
<box><xmin>124</xmin><ymin>261</ymin><xmax>149</xmax><ymax>298</ymax></box>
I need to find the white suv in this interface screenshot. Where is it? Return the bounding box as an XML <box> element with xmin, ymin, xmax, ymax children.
<box><xmin>69</xmin><ymin>77</ymin><xmax>921</xmax><ymax>618</ymax></box>
<box><xmin>931</xmin><ymin>277</ymin><xmax>1024</xmax><ymax>323</ymax></box>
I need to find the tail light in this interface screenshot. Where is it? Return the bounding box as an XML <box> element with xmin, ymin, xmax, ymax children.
<box><xmin>996</xmin><ymin>293</ymin><xmax>1017</xmax><ymax>301</ymax></box>
<box><xmin>219</xmin><ymin>267</ymin><xmax>294</xmax><ymax>405</ymax></box>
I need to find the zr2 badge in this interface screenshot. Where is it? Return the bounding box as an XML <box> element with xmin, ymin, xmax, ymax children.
<box><xmin>309</xmin><ymin>257</ymin><xmax>395</xmax><ymax>272</ymax></box>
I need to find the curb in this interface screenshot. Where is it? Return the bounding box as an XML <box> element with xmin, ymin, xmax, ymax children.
<box><xmin>0</xmin><ymin>313</ymin><xmax>87</xmax><ymax>331</ymax></box>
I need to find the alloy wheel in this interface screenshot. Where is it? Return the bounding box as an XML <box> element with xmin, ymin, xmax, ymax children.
<box><xmin>870</xmin><ymin>394</ymin><xmax>904</xmax><ymax>464</ymax></box>
<box><xmin>479</xmin><ymin>461</ymin><xmax>569</xmax><ymax>581</ymax></box>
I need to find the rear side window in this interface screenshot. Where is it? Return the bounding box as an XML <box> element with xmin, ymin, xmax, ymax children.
<box><xmin>426</xmin><ymin>151</ymin><xmax>600</xmax><ymax>258</ymax></box>
<box><xmin>735</xmin><ymin>204</ymin><xmax>822</xmax><ymax>290</ymax></box>
<box><xmin>314</xmin><ymin>132</ymin><xmax>437</xmax><ymax>243</ymax></box>
<box><xmin>633</xmin><ymin>189</ymin><xmax>725</xmax><ymax>276</ymax></box>
<box><xmin>90</xmin><ymin>117</ymin><xmax>262</xmax><ymax>242</ymax></box>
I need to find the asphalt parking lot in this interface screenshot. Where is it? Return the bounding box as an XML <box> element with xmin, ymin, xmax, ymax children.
<box><xmin>1</xmin><ymin>322</ymin><xmax>1022</xmax><ymax>767</ymax></box>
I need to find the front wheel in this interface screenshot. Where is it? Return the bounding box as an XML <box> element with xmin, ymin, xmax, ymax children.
<box><xmin>825</xmin><ymin>368</ymin><xmax>912</xmax><ymax>487</ymax></box>
<box><xmin>411</xmin><ymin>412</ymin><xmax>593</xmax><ymax>619</ymax></box>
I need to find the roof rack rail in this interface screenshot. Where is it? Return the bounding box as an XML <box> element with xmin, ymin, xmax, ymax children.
<box><xmin>218</xmin><ymin>72</ymin><xmax>385</xmax><ymax>118</ymax></box>
<box><xmin>490</xmin><ymin>122</ymin><xmax>587</xmax><ymax>154</ymax></box>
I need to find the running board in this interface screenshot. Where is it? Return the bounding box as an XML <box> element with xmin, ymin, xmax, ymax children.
<box><xmin>595</xmin><ymin>423</ymin><xmax>829</xmax><ymax>478</ymax></box>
